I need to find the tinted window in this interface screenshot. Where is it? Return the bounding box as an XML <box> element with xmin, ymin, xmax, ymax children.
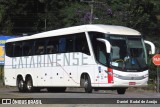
<box><xmin>35</xmin><ymin>39</ymin><xmax>46</xmax><ymax>55</ymax></box>
<box><xmin>75</xmin><ymin>33</ymin><xmax>90</xmax><ymax>55</ymax></box>
<box><xmin>14</xmin><ymin>42</ymin><xmax>23</xmax><ymax>57</ymax></box>
<box><xmin>46</xmin><ymin>37</ymin><xmax>59</xmax><ymax>54</ymax></box>
<box><xmin>5</xmin><ymin>42</ymin><xmax>14</xmax><ymax>57</ymax></box>
<box><xmin>66</xmin><ymin>35</ymin><xmax>74</xmax><ymax>52</ymax></box>
<box><xmin>96</xmin><ymin>42</ymin><xmax>107</xmax><ymax>65</ymax></box>
<box><xmin>23</xmin><ymin>40</ymin><xmax>35</xmax><ymax>56</ymax></box>
<box><xmin>89</xmin><ymin>32</ymin><xmax>106</xmax><ymax>65</ymax></box>
<box><xmin>5</xmin><ymin>32</ymin><xmax>90</xmax><ymax>57</ymax></box>
<box><xmin>59</xmin><ymin>37</ymin><xmax>66</xmax><ymax>53</ymax></box>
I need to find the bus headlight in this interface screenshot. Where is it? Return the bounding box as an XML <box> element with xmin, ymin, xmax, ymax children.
<box><xmin>144</xmin><ymin>74</ymin><xmax>148</xmax><ymax>78</ymax></box>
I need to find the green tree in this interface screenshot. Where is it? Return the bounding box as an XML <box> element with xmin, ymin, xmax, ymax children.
<box><xmin>36</xmin><ymin>0</ymin><xmax>67</xmax><ymax>32</ymax></box>
<box><xmin>0</xmin><ymin>0</ymin><xmax>16</xmax><ymax>35</ymax></box>
<box><xmin>0</xmin><ymin>0</ymin><xmax>159</xmax><ymax>36</ymax></box>
<box><xmin>0</xmin><ymin>0</ymin><xmax>67</xmax><ymax>35</ymax></box>
<box><xmin>61</xmin><ymin>2</ymin><xmax>89</xmax><ymax>27</ymax></box>
<box><xmin>61</xmin><ymin>0</ymin><xmax>159</xmax><ymax>37</ymax></box>
<box><xmin>0</xmin><ymin>0</ymin><xmax>38</xmax><ymax>35</ymax></box>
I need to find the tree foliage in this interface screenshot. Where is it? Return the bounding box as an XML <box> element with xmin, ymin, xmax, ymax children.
<box><xmin>61</xmin><ymin>0</ymin><xmax>159</xmax><ymax>37</ymax></box>
<box><xmin>0</xmin><ymin>0</ymin><xmax>159</xmax><ymax>37</ymax></box>
<box><xmin>0</xmin><ymin>0</ymin><xmax>67</xmax><ymax>35</ymax></box>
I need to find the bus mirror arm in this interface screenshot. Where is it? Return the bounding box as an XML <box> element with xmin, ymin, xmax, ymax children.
<box><xmin>97</xmin><ymin>38</ymin><xmax>111</xmax><ymax>53</ymax></box>
<box><xmin>144</xmin><ymin>40</ymin><xmax>155</xmax><ymax>55</ymax></box>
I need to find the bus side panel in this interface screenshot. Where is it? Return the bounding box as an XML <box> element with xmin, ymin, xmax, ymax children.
<box><xmin>93</xmin><ymin>64</ymin><xmax>109</xmax><ymax>87</ymax></box>
<box><xmin>4</xmin><ymin>69</ymin><xmax>16</xmax><ymax>86</ymax></box>
<box><xmin>78</xmin><ymin>65</ymin><xmax>95</xmax><ymax>85</ymax></box>
<box><xmin>64</xmin><ymin>66</ymin><xmax>78</xmax><ymax>87</ymax></box>
<box><xmin>4</xmin><ymin>56</ymin><xmax>16</xmax><ymax>86</ymax></box>
<box><xmin>77</xmin><ymin>53</ymin><xmax>96</xmax><ymax>87</ymax></box>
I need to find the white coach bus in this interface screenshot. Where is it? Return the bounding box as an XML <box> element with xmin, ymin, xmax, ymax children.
<box><xmin>4</xmin><ymin>24</ymin><xmax>155</xmax><ymax>94</ymax></box>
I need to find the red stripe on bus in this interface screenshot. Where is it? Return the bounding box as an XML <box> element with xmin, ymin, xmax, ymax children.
<box><xmin>108</xmin><ymin>68</ymin><xmax>113</xmax><ymax>84</ymax></box>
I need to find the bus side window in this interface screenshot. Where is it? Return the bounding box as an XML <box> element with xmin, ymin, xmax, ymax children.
<box><xmin>37</xmin><ymin>46</ymin><xmax>45</xmax><ymax>55</ymax></box>
<box><xmin>75</xmin><ymin>33</ymin><xmax>90</xmax><ymax>55</ymax></box>
<box><xmin>14</xmin><ymin>42</ymin><xmax>23</xmax><ymax>57</ymax></box>
<box><xmin>66</xmin><ymin>35</ymin><xmax>74</xmax><ymax>52</ymax></box>
<box><xmin>59</xmin><ymin>37</ymin><xmax>66</xmax><ymax>53</ymax></box>
<box><xmin>46</xmin><ymin>45</ymin><xmax>54</xmax><ymax>54</ymax></box>
<box><xmin>5</xmin><ymin>42</ymin><xmax>14</xmax><ymax>57</ymax></box>
<box><xmin>23</xmin><ymin>40</ymin><xmax>34</xmax><ymax>56</ymax></box>
<box><xmin>46</xmin><ymin>37</ymin><xmax>59</xmax><ymax>54</ymax></box>
<box><xmin>35</xmin><ymin>39</ymin><xmax>46</xmax><ymax>55</ymax></box>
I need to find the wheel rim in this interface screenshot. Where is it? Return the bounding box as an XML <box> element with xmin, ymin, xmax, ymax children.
<box><xmin>18</xmin><ymin>80</ymin><xmax>24</xmax><ymax>90</ymax></box>
<box><xmin>84</xmin><ymin>79</ymin><xmax>88</xmax><ymax>89</ymax></box>
<box><xmin>27</xmin><ymin>80</ymin><xmax>32</xmax><ymax>90</ymax></box>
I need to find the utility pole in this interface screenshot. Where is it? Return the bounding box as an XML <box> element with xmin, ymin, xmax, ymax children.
<box><xmin>90</xmin><ymin>0</ymin><xmax>94</xmax><ymax>24</ymax></box>
<box><xmin>39</xmin><ymin>0</ymin><xmax>47</xmax><ymax>31</ymax></box>
<box><xmin>80</xmin><ymin>0</ymin><xmax>109</xmax><ymax>24</ymax></box>
<box><xmin>81</xmin><ymin>0</ymin><xmax>94</xmax><ymax>24</ymax></box>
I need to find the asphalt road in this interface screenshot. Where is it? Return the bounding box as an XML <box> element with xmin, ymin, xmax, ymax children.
<box><xmin>0</xmin><ymin>86</ymin><xmax>160</xmax><ymax>107</ymax></box>
<box><xmin>0</xmin><ymin>86</ymin><xmax>160</xmax><ymax>98</ymax></box>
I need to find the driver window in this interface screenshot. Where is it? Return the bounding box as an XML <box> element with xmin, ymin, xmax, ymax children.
<box><xmin>96</xmin><ymin>42</ymin><xmax>107</xmax><ymax>65</ymax></box>
<box><xmin>111</xmin><ymin>46</ymin><xmax>120</xmax><ymax>61</ymax></box>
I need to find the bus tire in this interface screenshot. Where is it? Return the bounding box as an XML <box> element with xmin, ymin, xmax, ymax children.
<box><xmin>81</xmin><ymin>74</ymin><xmax>92</xmax><ymax>93</ymax></box>
<box><xmin>26</xmin><ymin>76</ymin><xmax>34</xmax><ymax>92</ymax></box>
<box><xmin>117</xmin><ymin>88</ymin><xmax>126</xmax><ymax>94</ymax></box>
<box><xmin>17</xmin><ymin>77</ymin><xmax>26</xmax><ymax>92</ymax></box>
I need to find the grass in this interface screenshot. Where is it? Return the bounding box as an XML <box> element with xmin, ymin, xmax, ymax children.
<box><xmin>127</xmin><ymin>83</ymin><xmax>157</xmax><ymax>93</ymax></box>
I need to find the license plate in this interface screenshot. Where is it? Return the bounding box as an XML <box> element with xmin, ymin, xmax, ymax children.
<box><xmin>129</xmin><ymin>82</ymin><xmax>136</xmax><ymax>85</ymax></box>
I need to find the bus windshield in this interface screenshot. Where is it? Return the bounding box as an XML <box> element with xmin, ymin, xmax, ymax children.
<box><xmin>89</xmin><ymin>32</ymin><xmax>148</xmax><ymax>72</ymax></box>
<box><xmin>109</xmin><ymin>35</ymin><xmax>148</xmax><ymax>72</ymax></box>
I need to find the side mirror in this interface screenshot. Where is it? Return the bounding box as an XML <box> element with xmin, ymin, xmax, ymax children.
<box><xmin>144</xmin><ymin>40</ymin><xmax>155</xmax><ymax>55</ymax></box>
<box><xmin>96</xmin><ymin>38</ymin><xmax>111</xmax><ymax>53</ymax></box>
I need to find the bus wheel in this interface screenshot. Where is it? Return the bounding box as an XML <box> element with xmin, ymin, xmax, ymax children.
<box><xmin>26</xmin><ymin>76</ymin><xmax>34</xmax><ymax>92</ymax></box>
<box><xmin>17</xmin><ymin>78</ymin><xmax>26</xmax><ymax>92</ymax></box>
<box><xmin>117</xmin><ymin>88</ymin><xmax>126</xmax><ymax>94</ymax></box>
<box><xmin>82</xmin><ymin>75</ymin><xmax>92</xmax><ymax>93</ymax></box>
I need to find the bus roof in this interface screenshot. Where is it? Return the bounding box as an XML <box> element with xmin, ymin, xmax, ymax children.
<box><xmin>6</xmin><ymin>24</ymin><xmax>141</xmax><ymax>42</ymax></box>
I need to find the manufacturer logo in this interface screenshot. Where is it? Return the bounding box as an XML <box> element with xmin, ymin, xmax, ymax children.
<box><xmin>127</xmin><ymin>74</ymin><xmax>138</xmax><ymax>77</ymax></box>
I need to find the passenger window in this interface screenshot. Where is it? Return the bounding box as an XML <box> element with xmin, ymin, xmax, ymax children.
<box><xmin>14</xmin><ymin>42</ymin><xmax>23</xmax><ymax>57</ymax></box>
<box><xmin>59</xmin><ymin>37</ymin><xmax>66</xmax><ymax>53</ymax></box>
<box><xmin>46</xmin><ymin>37</ymin><xmax>59</xmax><ymax>54</ymax></box>
<box><xmin>35</xmin><ymin>39</ymin><xmax>46</xmax><ymax>55</ymax></box>
<box><xmin>5</xmin><ymin>42</ymin><xmax>14</xmax><ymax>57</ymax></box>
<box><xmin>75</xmin><ymin>33</ymin><xmax>90</xmax><ymax>55</ymax></box>
<box><xmin>46</xmin><ymin>45</ymin><xmax>54</xmax><ymax>54</ymax></box>
<box><xmin>23</xmin><ymin>40</ymin><xmax>34</xmax><ymax>56</ymax></box>
<box><xmin>66</xmin><ymin>35</ymin><xmax>74</xmax><ymax>52</ymax></box>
